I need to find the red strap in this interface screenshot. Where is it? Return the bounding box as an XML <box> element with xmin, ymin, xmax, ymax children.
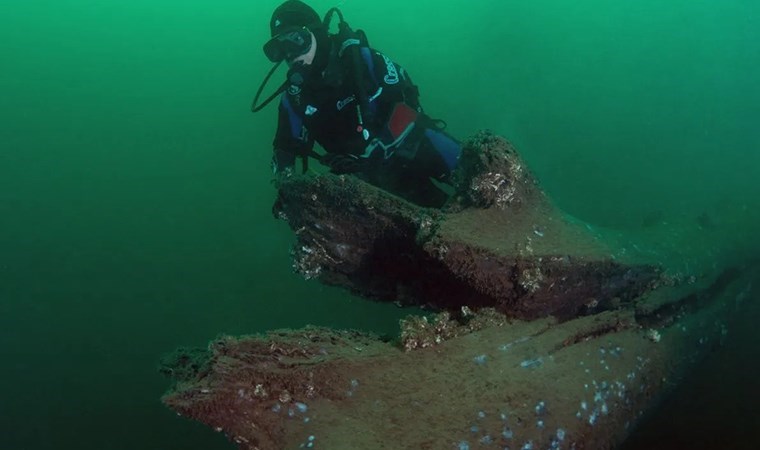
<box><xmin>387</xmin><ymin>103</ymin><xmax>418</xmax><ymax>139</ymax></box>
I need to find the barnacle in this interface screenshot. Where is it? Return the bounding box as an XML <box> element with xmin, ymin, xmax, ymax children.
<box><xmin>519</xmin><ymin>267</ymin><xmax>544</xmax><ymax>293</ymax></box>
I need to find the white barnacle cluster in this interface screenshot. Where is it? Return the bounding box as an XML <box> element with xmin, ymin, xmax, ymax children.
<box><xmin>431</xmin><ymin>242</ymin><xmax>449</xmax><ymax>260</ymax></box>
<box><xmin>520</xmin><ymin>237</ymin><xmax>535</xmax><ymax>256</ymax></box>
<box><xmin>278</xmin><ymin>389</ymin><xmax>292</xmax><ymax>404</ymax></box>
<box><xmin>508</xmin><ymin>159</ymin><xmax>524</xmax><ymax>182</ymax></box>
<box><xmin>293</xmin><ymin>245</ymin><xmax>323</xmax><ymax>280</ymax></box>
<box><xmin>477</xmin><ymin>172</ymin><xmax>507</xmax><ymax>192</ymax></box>
<box><xmin>501</xmin><ymin>156</ymin><xmax>525</xmax><ymax>205</ymax></box>
<box><xmin>292</xmin><ymin>233</ymin><xmax>347</xmax><ymax>279</ymax></box>
<box><xmin>519</xmin><ymin>267</ymin><xmax>544</xmax><ymax>293</ymax></box>
<box><xmin>417</xmin><ymin>214</ymin><xmax>434</xmax><ymax>234</ymax></box>
<box><xmin>254</xmin><ymin>384</ymin><xmax>267</xmax><ymax>398</ymax></box>
<box><xmin>495</xmin><ymin>183</ymin><xmax>517</xmax><ymax>209</ymax></box>
<box><xmin>400</xmin><ymin>312</ymin><xmax>456</xmax><ymax>350</ymax></box>
<box><xmin>469</xmin><ymin>171</ymin><xmax>517</xmax><ymax>209</ymax></box>
<box><xmin>470</xmin><ymin>172</ymin><xmax>515</xmax><ymax>208</ymax></box>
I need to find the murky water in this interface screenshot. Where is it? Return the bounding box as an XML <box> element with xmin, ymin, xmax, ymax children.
<box><xmin>1</xmin><ymin>1</ymin><xmax>758</xmax><ymax>448</ymax></box>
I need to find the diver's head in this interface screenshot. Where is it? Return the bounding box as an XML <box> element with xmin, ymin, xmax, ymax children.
<box><xmin>263</xmin><ymin>1</ymin><xmax>321</xmax><ymax>64</ymax></box>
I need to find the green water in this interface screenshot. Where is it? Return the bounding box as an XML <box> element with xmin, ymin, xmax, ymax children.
<box><xmin>1</xmin><ymin>1</ymin><xmax>758</xmax><ymax>448</ymax></box>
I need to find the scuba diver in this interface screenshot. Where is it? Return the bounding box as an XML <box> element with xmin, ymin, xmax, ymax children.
<box><xmin>252</xmin><ymin>0</ymin><xmax>462</xmax><ymax>208</ymax></box>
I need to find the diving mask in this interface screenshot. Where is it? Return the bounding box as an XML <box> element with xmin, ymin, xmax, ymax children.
<box><xmin>263</xmin><ymin>27</ymin><xmax>313</xmax><ymax>63</ymax></box>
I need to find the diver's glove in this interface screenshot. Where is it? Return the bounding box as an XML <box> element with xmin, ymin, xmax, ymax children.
<box><xmin>320</xmin><ymin>153</ymin><xmax>365</xmax><ymax>174</ymax></box>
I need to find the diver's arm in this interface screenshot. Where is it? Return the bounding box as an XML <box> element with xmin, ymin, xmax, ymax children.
<box><xmin>272</xmin><ymin>105</ymin><xmax>296</xmax><ymax>174</ymax></box>
<box><xmin>271</xmin><ymin>148</ymin><xmax>295</xmax><ymax>175</ymax></box>
<box><xmin>271</xmin><ymin>96</ymin><xmax>311</xmax><ymax>174</ymax></box>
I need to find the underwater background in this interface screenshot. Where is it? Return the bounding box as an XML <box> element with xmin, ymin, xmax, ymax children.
<box><xmin>1</xmin><ymin>0</ymin><xmax>758</xmax><ymax>449</ymax></box>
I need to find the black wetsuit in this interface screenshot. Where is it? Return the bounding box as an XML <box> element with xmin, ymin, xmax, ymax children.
<box><xmin>272</xmin><ymin>34</ymin><xmax>461</xmax><ymax>207</ymax></box>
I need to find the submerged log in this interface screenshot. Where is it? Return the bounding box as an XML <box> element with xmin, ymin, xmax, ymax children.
<box><xmin>161</xmin><ymin>132</ymin><xmax>757</xmax><ymax>449</ymax></box>
<box><xmin>272</xmin><ymin>132</ymin><xmax>659</xmax><ymax>320</ymax></box>
<box><xmin>161</xmin><ymin>265</ymin><xmax>756</xmax><ymax>449</ymax></box>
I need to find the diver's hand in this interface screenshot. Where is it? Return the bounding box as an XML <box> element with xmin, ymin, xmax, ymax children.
<box><xmin>271</xmin><ymin>164</ymin><xmax>294</xmax><ymax>188</ymax></box>
<box><xmin>320</xmin><ymin>153</ymin><xmax>365</xmax><ymax>174</ymax></box>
